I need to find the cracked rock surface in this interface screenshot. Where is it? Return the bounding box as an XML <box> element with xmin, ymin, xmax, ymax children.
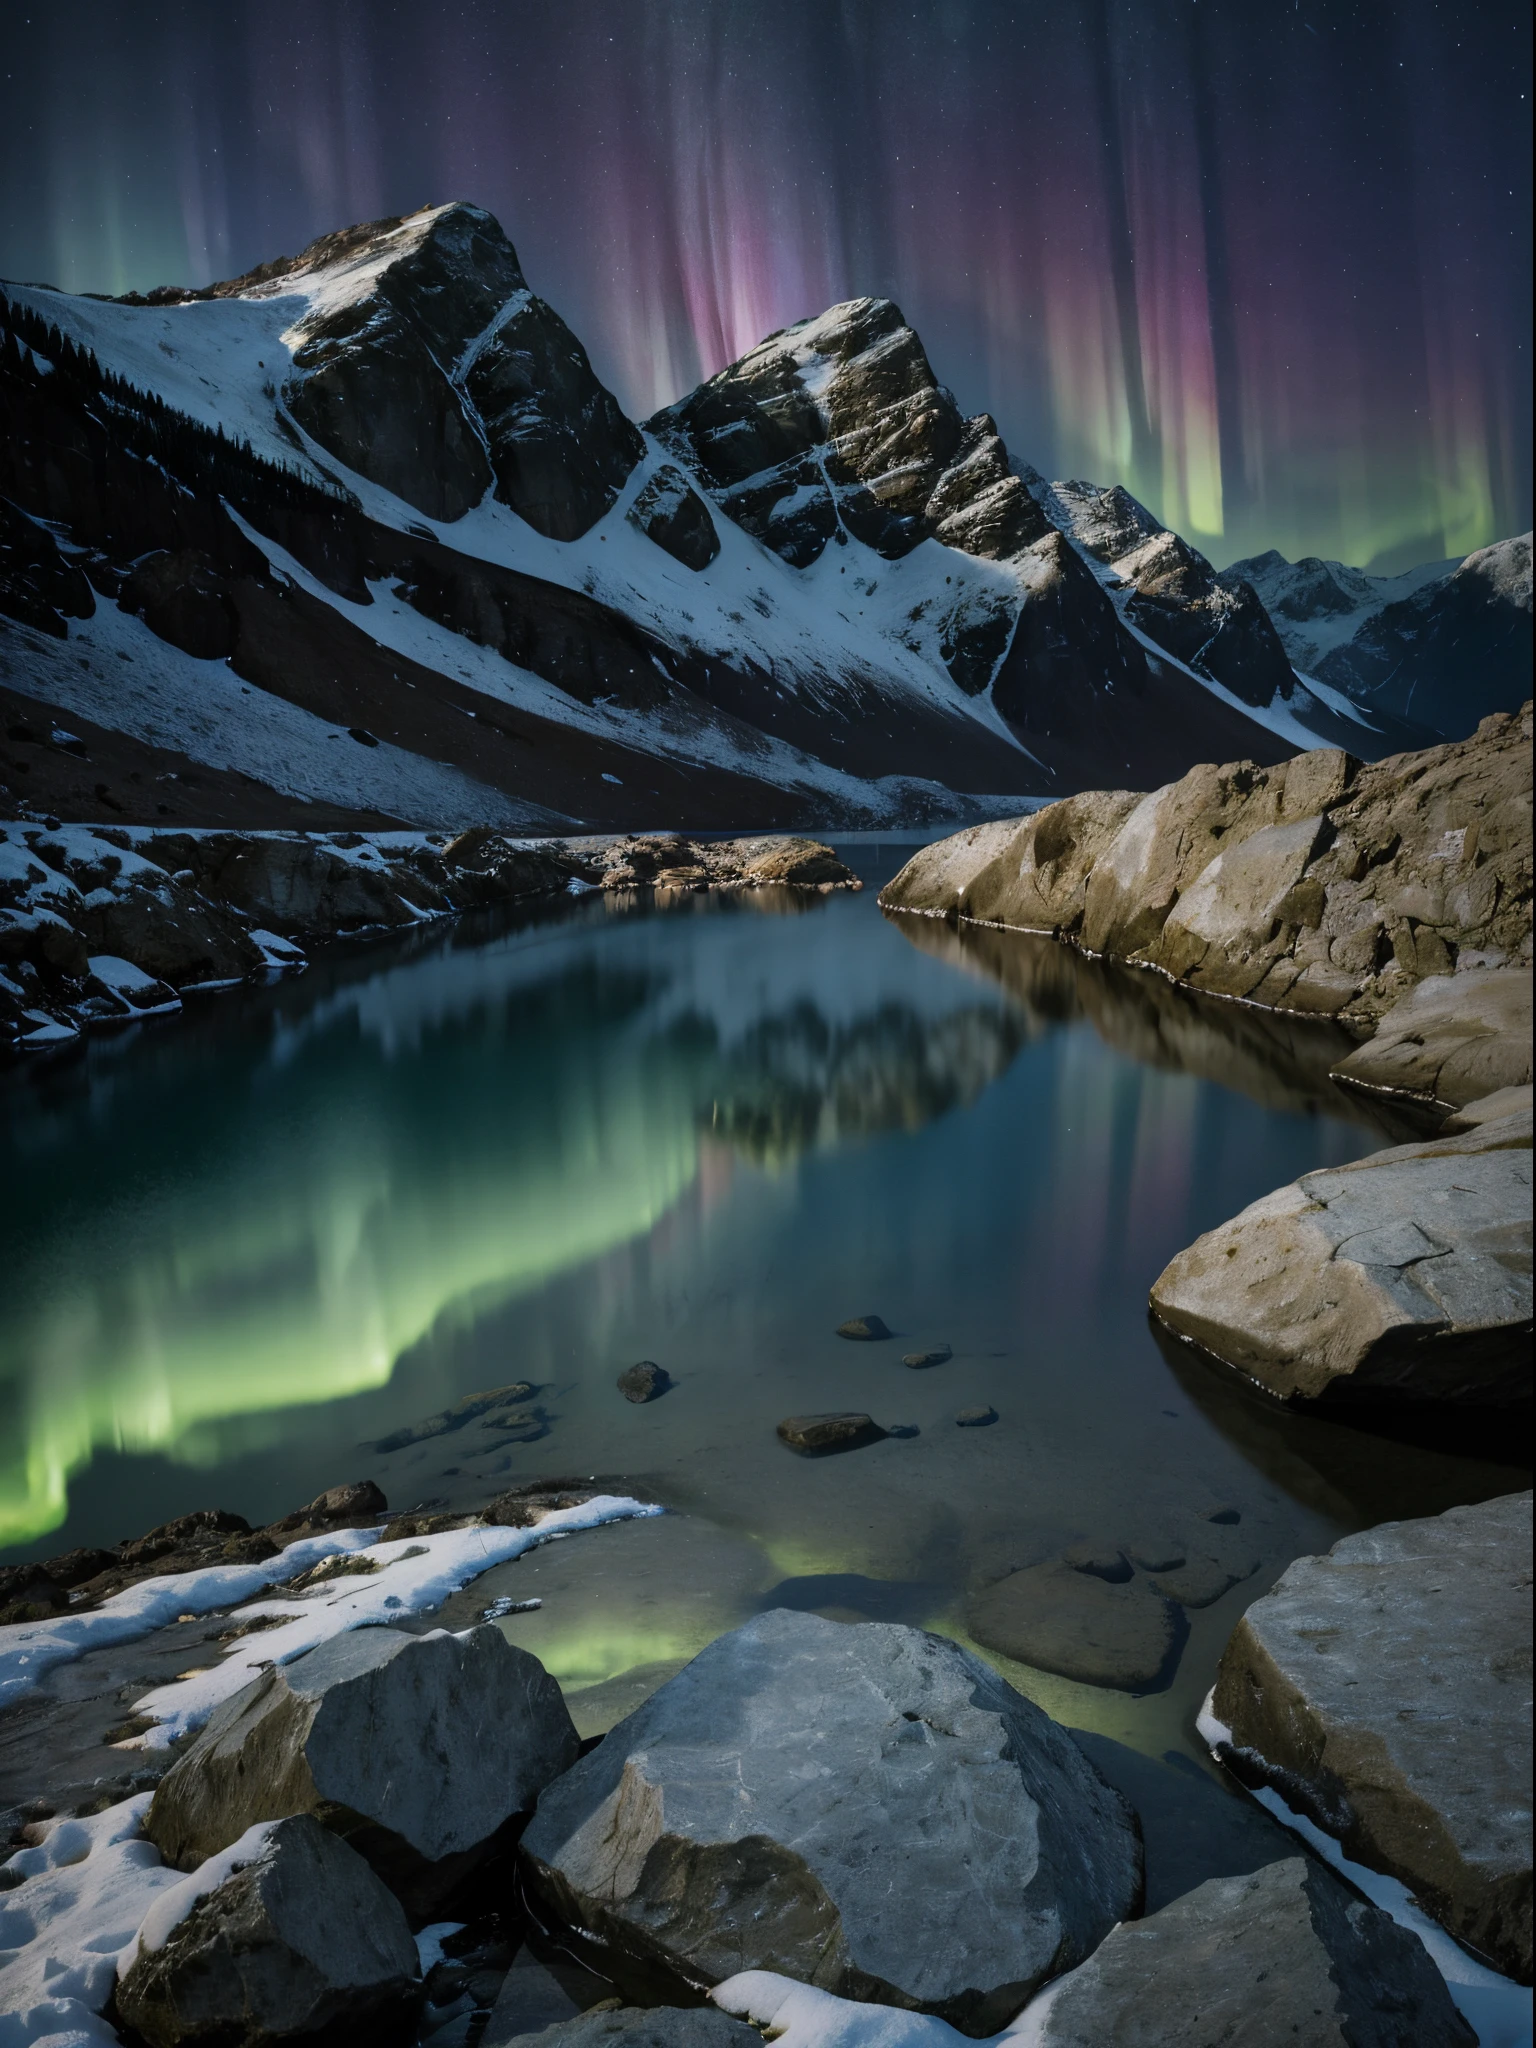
<box><xmin>1211</xmin><ymin>1490</ymin><xmax>1533</xmax><ymax>1983</ymax></box>
<box><xmin>1149</xmin><ymin>1110</ymin><xmax>1532</xmax><ymax>1405</ymax></box>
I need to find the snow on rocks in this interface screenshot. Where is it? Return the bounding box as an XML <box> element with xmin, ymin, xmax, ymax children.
<box><xmin>114</xmin><ymin>1812</ymin><xmax>420</xmax><ymax>2048</ymax></box>
<box><xmin>521</xmin><ymin>1608</ymin><xmax>1142</xmax><ymax>2028</ymax></box>
<box><xmin>711</xmin><ymin>1853</ymin><xmax>1480</xmax><ymax>2047</ymax></box>
<box><xmin>1002</xmin><ymin>1857</ymin><xmax>1474</xmax><ymax>2046</ymax></box>
<box><xmin>144</xmin><ymin>1623</ymin><xmax>579</xmax><ymax>1914</ymax></box>
<box><xmin>0</xmin><ymin>817</ymin><xmax>860</xmax><ymax>1057</ymax></box>
<box><xmin>123</xmin><ymin>1497</ymin><xmax>660</xmax><ymax>1747</ymax></box>
<box><xmin>0</xmin><ymin>1526</ymin><xmax>380</xmax><ymax>1712</ymax></box>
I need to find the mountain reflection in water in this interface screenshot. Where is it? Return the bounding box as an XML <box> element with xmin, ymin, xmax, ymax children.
<box><xmin>1</xmin><ymin>849</ymin><xmax>1511</xmax><ymax>1613</ymax></box>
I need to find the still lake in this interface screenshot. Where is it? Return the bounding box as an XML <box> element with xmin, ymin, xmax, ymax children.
<box><xmin>1</xmin><ymin>836</ymin><xmax>1525</xmax><ymax>1861</ymax></box>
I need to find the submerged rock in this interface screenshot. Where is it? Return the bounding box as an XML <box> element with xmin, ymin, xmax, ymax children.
<box><xmin>617</xmin><ymin>1362</ymin><xmax>671</xmax><ymax>1404</ymax></box>
<box><xmin>115</xmin><ymin>1812</ymin><xmax>420</xmax><ymax>2048</ymax></box>
<box><xmin>835</xmin><ymin>1316</ymin><xmax>892</xmax><ymax>1340</ymax></box>
<box><xmin>955</xmin><ymin>1405</ymin><xmax>998</xmax><ymax>1427</ymax></box>
<box><xmin>966</xmin><ymin>1559</ymin><xmax>1186</xmax><ymax>1692</ymax></box>
<box><xmin>519</xmin><ymin>1608</ymin><xmax>1142</xmax><ymax>2030</ymax></box>
<box><xmin>145</xmin><ymin>1624</ymin><xmax>579</xmax><ymax>1914</ymax></box>
<box><xmin>1016</xmin><ymin>1856</ymin><xmax>1474</xmax><ymax>2046</ymax></box>
<box><xmin>775</xmin><ymin>1413</ymin><xmax>887</xmax><ymax>1455</ymax></box>
<box><xmin>902</xmin><ymin>1347</ymin><xmax>952</xmax><ymax>1369</ymax></box>
<box><xmin>1150</xmin><ymin>1110</ymin><xmax>1532</xmax><ymax>1407</ymax></box>
<box><xmin>1212</xmin><ymin>1490</ymin><xmax>1533</xmax><ymax>1981</ymax></box>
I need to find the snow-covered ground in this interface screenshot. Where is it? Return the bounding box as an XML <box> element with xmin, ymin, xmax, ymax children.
<box><xmin>0</xmin><ymin>1497</ymin><xmax>659</xmax><ymax>1724</ymax></box>
<box><xmin>0</xmin><ymin>1496</ymin><xmax>660</xmax><ymax>2048</ymax></box>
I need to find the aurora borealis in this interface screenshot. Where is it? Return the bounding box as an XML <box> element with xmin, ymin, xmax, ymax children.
<box><xmin>0</xmin><ymin>2</ymin><xmax>1528</xmax><ymax>569</ymax></box>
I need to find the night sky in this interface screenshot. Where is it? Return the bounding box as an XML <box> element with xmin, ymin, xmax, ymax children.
<box><xmin>1</xmin><ymin>2</ymin><xmax>1529</xmax><ymax>570</ymax></box>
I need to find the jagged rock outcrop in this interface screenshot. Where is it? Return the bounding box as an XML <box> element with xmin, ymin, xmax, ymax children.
<box><xmin>115</xmin><ymin>1813</ymin><xmax>420</xmax><ymax>2048</ymax></box>
<box><xmin>146</xmin><ymin>1625</ymin><xmax>579</xmax><ymax>1913</ymax></box>
<box><xmin>1211</xmin><ymin>1491</ymin><xmax>1533</xmax><ymax>1983</ymax></box>
<box><xmin>1150</xmin><ymin>1109</ymin><xmax>1532</xmax><ymax>1406</ymax></box>
<box><xmin>208</xmin><ymin>203</ymin><xmax>644</xmax><ymax>534</ymax></box>
<box><xmin>1311</xmin><ymin>535</ymin><xmax>1531</xmax><ymax>738</ymax></box>
<box><xmin>650</xmin><ymin>297</ymin><xmax>1049</xmax><ymax>570</ymax></box>
<box><xmin>520</xmin><ymin>1609</ymin><xmax>1142</xmax><ymax>2031</ymax></box>
<box><xmin>1043</xmin><ymin>481</ymin><xmax>1300</xmax><ymax>710</ymax></box>
<box><xmin>0</xmin><ymin>493</ymin><xmax>95</xmax><ymax>637</ymax></box>
<box><xmin>625</xmin><ymin>465</ymin><xmax>720</xmax><ymax>570</ymax></box>
<box><xmin>2</xmin><ymin>203</ymin><xmax>1399</xmax><ymax>828</ymax></box>
<box><xmin>879</xmin><ymin>706</ymin><xmax>1533</xmax><ymax>1028</ymax></box>
<box><xmin>1013</xmin><ymin>1857</ymin><xmax>1475</xmax><ymax>2045</ymax></box>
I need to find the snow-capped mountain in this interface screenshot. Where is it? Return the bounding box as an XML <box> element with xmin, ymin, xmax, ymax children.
<box><xmin>1230</xmin><ymin>537</ymin><xmax>1532</xmax><ymax>739</ymax></box>
<box><xmin>0</xmin><ymin>202</ymin><xmax>1473</xmax><ymax>833</ymax></box>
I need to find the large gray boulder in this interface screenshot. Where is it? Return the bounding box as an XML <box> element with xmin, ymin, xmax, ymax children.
<box><xmin>1212</xmin><ymin>1491</ymin><xmax>1533</xmax><ymax>1982</ymax></box>
<box><xmin>115</xmin><ymin>1812</ymin><xmax>420</xmax><ymax>2048</ymax></box>
<box><xmin>146</xmin><ymin>1624</ymin><xmax>579</xmax><ymax>1913</ymax></box>
<box><xmin>519</xmin><ymin>1609</ymin><xmax>1142</xmax><ymax>2033</ymax></box>
<box><xmin>1150</xmin><ymin>1112</ymin><xmax>1532</xmax><ymax>1406</ymax></box>
<box><xmin>1017</xmin><ymin>1857</ymin><xmax>1474</xmax><ymax>2046</ymax></box>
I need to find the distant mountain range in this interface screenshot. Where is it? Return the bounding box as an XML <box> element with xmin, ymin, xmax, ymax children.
<box><xmin>1229</xmin><ymin>538</ymin><xmax>1532</xmax><ymax>741</ymax></box>
<box><xmin>1</xmin><ymin>202</ymin><xmax>1528</xmax><ymax>831</ymax></box>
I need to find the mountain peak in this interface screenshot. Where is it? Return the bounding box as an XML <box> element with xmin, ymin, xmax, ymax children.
<box><xmin>650</xmin><ymin>293</ymin><xmax>1048</xmax><ymax>569</ymax></box>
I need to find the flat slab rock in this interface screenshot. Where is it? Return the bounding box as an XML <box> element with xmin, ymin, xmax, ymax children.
<box><xmin>116</xmin><ymin>1812</ymin><xmax>420</xmax><ymax>2048</ymax></box>
<box><xmin>1151</xmin><ymin>1110</ymin><xmax>1532</xmax><ymax>1405</ymax></box>
<box><xmin>146</xmin><ymin>1623</ymin><xmax>578</xmax><ymax>1914</ymax></box>
<box><xmin>519</xmin><ymin>1609</ymin><xmax>1142</xmax><ymax>2032</ymax></box>
<box><xmin>1021</xmin><ymin>1856</ymin><xmax>1473</xmax><ymax>2046</ymax></box>
<box><xmin>967</xmin><ymin>1521</ymin><xmax>1259</xmax><ymax>1693</ymax></box>
<box><xmin>1213</xmin><ymin>1489</ymin><xmax>1534</xmax><ymax>1982</ymax></box>
<box><xmin>968</xmin><ymin>1562</ymin><xmax>1186</xmax><ymax>1693</ymax></box>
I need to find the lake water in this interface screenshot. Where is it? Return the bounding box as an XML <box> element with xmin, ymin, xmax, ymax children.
<box><xmin>1</xmin><ymin>838</ymin><xmax>1526</xmax><ymax>1879</ymax></box>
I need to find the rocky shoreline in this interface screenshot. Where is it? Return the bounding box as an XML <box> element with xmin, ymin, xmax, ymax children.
<box><xmin>0</xmin><ymin>825</ymin><xmax>859</xmax><ymax>1055</ymax></box>
<box><xmin>880</xmin><ymin>708</ymin><xmax>1533</xmax><ymax>1414</ymax></box>
<box><xmin>2</xmin><ymin>1465</ymin><xmax>1525</xmax><ymax>2047</ymax></box>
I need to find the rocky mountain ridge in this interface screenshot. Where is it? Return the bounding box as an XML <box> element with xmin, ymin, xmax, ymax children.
<box><xmin>2</xmin><ymin>200</ymin><xmax>1494</xmax><ymax>834</ymax></box>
